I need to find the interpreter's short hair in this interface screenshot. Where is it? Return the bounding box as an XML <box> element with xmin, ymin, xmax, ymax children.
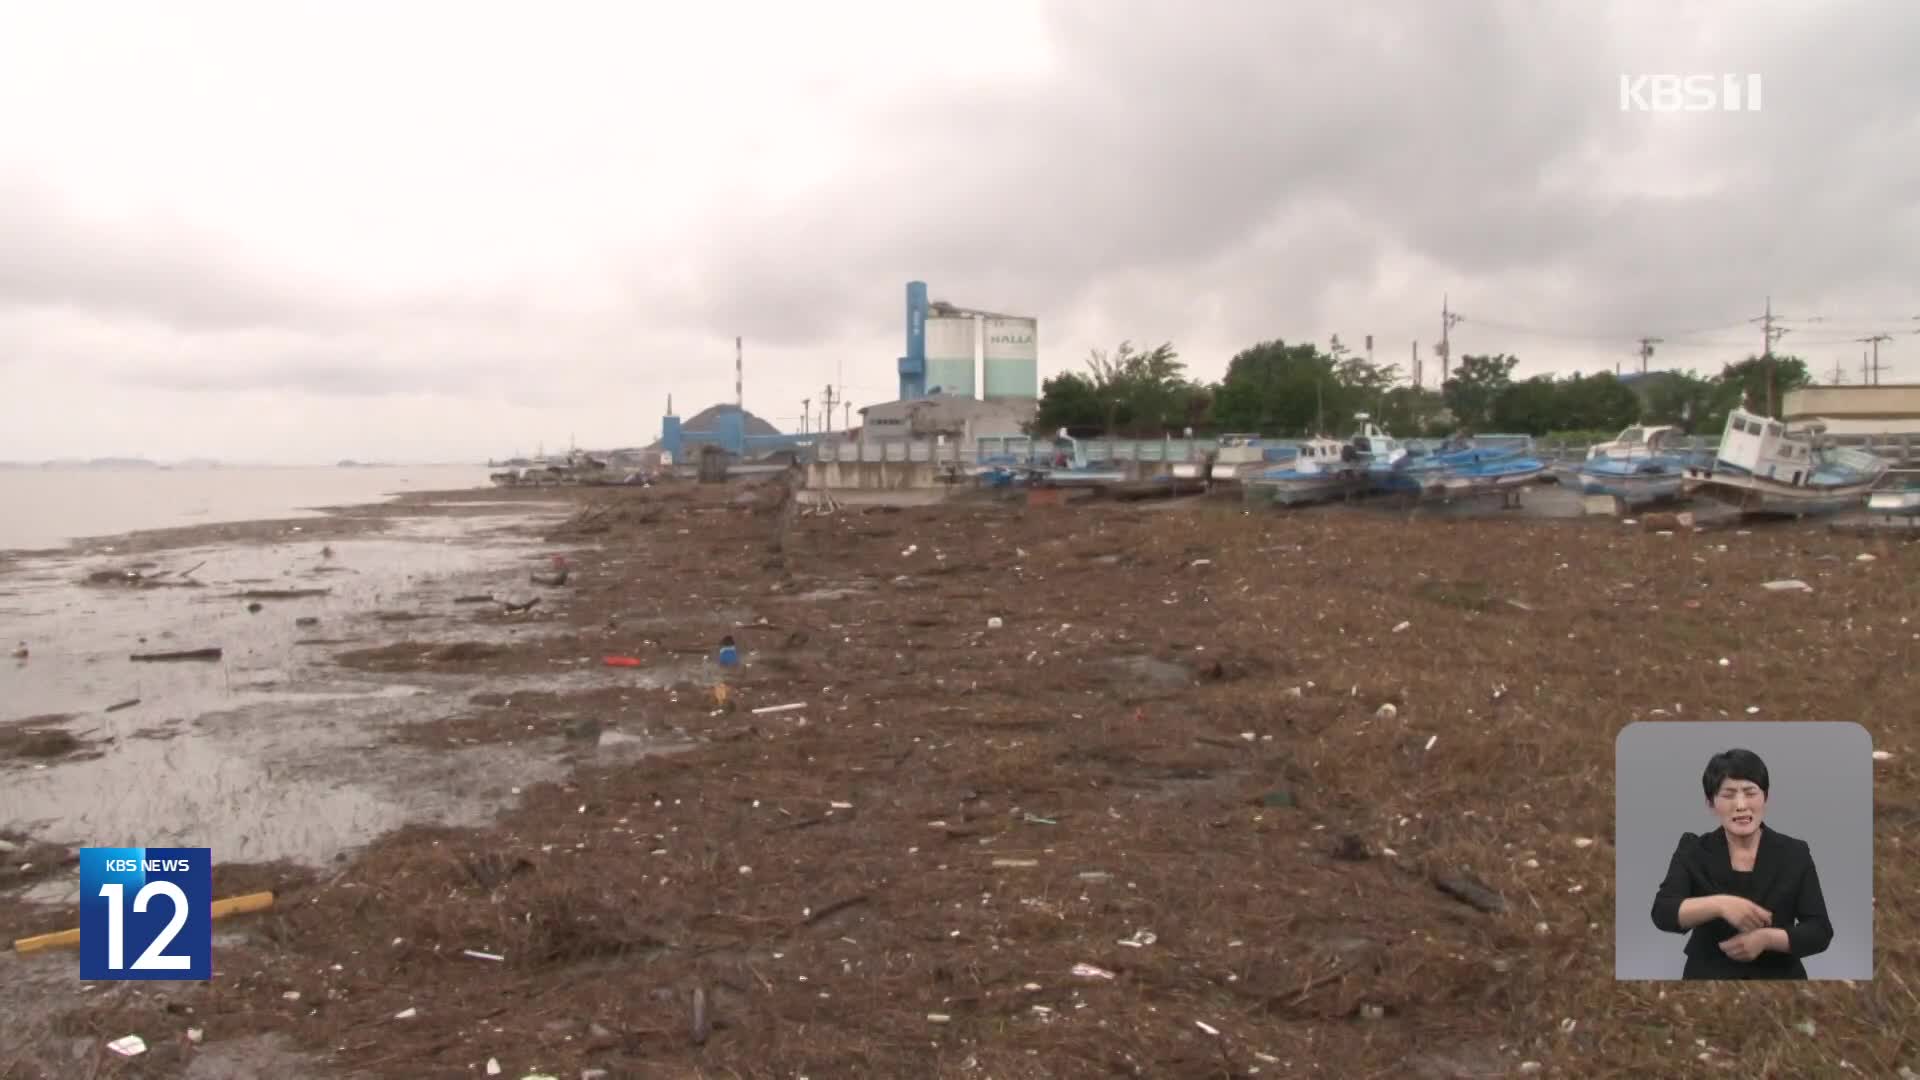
<box><xmin>1702</xmin><ymin>748</ymin><xmax>1770</xmax><ymax>803</ymax></box>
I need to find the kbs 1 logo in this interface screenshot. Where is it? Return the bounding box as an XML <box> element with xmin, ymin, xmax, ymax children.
<box><xmin>1619</xmin><ymin>73</ymin><xmax>1763</xmax><ymax>113</ymax></box>
<box><xmin>79</xmin><ymin>847</ymin><xmax>212</xmax><ymax>980</ymax></box>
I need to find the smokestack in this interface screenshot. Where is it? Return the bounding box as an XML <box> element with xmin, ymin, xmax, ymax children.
<box><xmin>735</xmin><ymin>337</ymin><xmax>743</xmax><ymax>411</ymax></box>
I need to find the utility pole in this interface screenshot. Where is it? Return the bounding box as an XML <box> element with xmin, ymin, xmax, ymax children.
<box><xmin>1856</xmin><ymin>334</ymin><xmax>1891</xmax><ymax>385</ymax></box>
<box><xmin>1637</xmin><ymin>336</ymin><xmax>1662</xmax><ymax>374</ymax></box>
<box><xmin>1829</xmin><ymin>358</ymin><xmax>1847</xmax><ymax>384</ymax></box>
<box><xmin>821</xmin><ymin>384</ymin><xmax>836</xmax><ymax>434</ymax></box>
<box><xmin>844</xmin><ymin>402</ymin><xmax>853</xmax><ymax>431</ymax></box>
<box><xmin>801</xmin><ymin>398</ymin><xmax>809</xmax><ymax>434</ymax></box>
<box><xmin>1439</xmin><ymin>296</ymin><xmax>1462</xmax><ymax>384</ymax></box>
<box><xmin>1411</xmin><ymin>341</ymin><xmax>1421</xmax><ymax>390</ymax></box>
<box><xmin>1749</xmin><ymin>297</ymin><xmax>1789</xmax><ymax>416</ymax></box>
<box><xmin>735</xmin><ymin>337</ymin><xmax>744</xmax><ymax>411</ymax></box>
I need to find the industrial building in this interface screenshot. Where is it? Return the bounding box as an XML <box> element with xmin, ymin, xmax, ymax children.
<box><xmin>1783</xmin><ymin>384</ymin><xmax>1920</xmax><ymax>435</ymax></box>
<box><xmin>856</xmin><ymin>396</ymin><xmax>1036</xmax><ymax>443</ymax></box>
<box><xmin>879</xmin><ymin>279</ymin><xmax>1040</xmax><ymax>434</ymax></box>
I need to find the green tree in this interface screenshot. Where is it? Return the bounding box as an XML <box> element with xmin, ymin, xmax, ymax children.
<box><xmin>1490</xmin><ymin>375</ymin><xmax>1563</xmax><ymax>433</ymax></box>
<box><xmin>1375</xmin><ymin>386</ymin><xmax>1447</xmax><ymax>437</ymax></box>
<box><xmin>1031</xmin><ymin>372</ymin><xmax>1107</xmax><ymax>435</ymax></box>
<box><xmin>1710</xmin><ymin>355</ymin><xmax>1811</xmax><ymax>425</ymax></box>
<box><xmin>1638</xmin><ymin>370</ymin><xmax>1718</xmax><ymax>430</ymax></box>
<box><xmin>1442</xmin><ymin>353</ymin><xmax>1518</xmax><ymax>430</ymax></box>
<box><xmin>1211</xmin><ymin>339</ymin><xmax>1341</xmax><ymax>435</ymax></box>
<box><xmin>1033</xmin><ymin>341</ymin><xmax>1205</xmax><ymax>437</ymax></box>
<box><xmin>1556</xmin><ymin>372</ymin><xmax>1642</xmax><ymax>432</ymax></box>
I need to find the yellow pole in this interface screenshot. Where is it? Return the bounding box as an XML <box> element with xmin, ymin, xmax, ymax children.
<box><xmin>12</xmin><ymin>891</ymin><xmax>275</xmax><ymax>954</ymax></box>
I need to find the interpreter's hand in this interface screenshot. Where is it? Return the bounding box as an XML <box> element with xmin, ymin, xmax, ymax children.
<box><xmin>1719</xmin><ymin>929</ymin><xmax>1771</xmax><ymax>962</ymax></box>
<box><xmin>1717</xmin><ymin>896</ymin><xmax>1772</xmax><ymax>932</ymax></box>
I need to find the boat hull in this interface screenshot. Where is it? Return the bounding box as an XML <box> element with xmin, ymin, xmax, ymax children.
<box><xmin>1576</xmin><ymin>469</ymin><xmax>1687</xmax><ymax>504</ymax></box>
<box><xmin>1247</xmin><ymin>472</ymin><xmax>1367</xmax><ymax>507</ymax></box>
<box><xmin>1422</xmin><ymin>463</ymin><xmax>1546</xmax><ymax>500</ymax></box>
<box><xmin>1682</xmin><ymin>468</ymin><xmax>1876</xmax><ymax>516</ymax></box>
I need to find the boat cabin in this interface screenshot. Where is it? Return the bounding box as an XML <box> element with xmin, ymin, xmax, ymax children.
<box><xmin>1714</xmin><ymin>409</ymin><xmax>1820</xmax><ymax>486</ymax></box>
<box><xmin>1213</xmin><ymin>433</ymin><xmax>1270</xmax><ymax>466</ymax></box>
<box><xmin>1287</xmin><ymin>437</ymin><xmax>1351</xmax><ymax>473</ymax></box>
<box><xmin>1588</xmin><ymin>425</ymin><xmax>1680</xmax><ymax>462</ymax></box>
<box><xmin>1347</xmin><ymin>414</ymin><xmax>1407</xmax><ymax>466</ymax></box>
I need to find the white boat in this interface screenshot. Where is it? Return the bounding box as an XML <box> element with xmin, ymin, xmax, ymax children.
<box><xmin>1572</xmin><ymin>425</ymin><xmax>1710</xmax><ymax>505</ymax></box>
<box><xmin>1586</xmin><ymin>424</ymin><xmax>1686</xmax><ymax>463</ymax></box>
<box><xmin>1682</xmin><ymin>410</ymin><xmax>1888</xmax><ymax>515</ymax></box>
<box><xmin>1245</xmin><ymin>437</ymin><xmax>1368</xmax><ymax>506</ymax></box>
<box><xmin>1209</xmin><ymin>433</ymin><xmax>1306</xmax><ymax>483</ymax></box>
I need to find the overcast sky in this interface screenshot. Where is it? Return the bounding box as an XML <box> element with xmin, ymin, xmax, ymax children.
<box><xmin>1</xmin><ymin>0</ymin><xmax>1916</xmax><ymax>463</ymax></box>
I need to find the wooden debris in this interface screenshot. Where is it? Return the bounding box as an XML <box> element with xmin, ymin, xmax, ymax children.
<box><xmin>130</xmin><ymin>648</ymin><xmax>223</xmax><ymax>663</ymax></box>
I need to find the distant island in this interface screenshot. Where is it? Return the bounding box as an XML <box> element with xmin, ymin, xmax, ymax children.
<box><xmin>0</xmin><ymin>457</ymin><xmax>477</xmax><ymax>469</ymax></box>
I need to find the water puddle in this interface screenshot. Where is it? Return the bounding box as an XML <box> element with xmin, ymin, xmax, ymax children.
<box><xmin>0</xmin><ymin>506</ymin><xmax>668</xmax><ymax>894</ymax></box>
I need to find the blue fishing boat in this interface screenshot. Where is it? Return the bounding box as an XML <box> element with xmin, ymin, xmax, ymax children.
<box><xmin>1682</xmin><ymin>410</ymin><xmax>1887</xmax><ymax>515</ymax></box>
<box><xmin>1409</xmin><ymin>435</ymin><xmax>1548</xmax><ymax>501</ymax></box>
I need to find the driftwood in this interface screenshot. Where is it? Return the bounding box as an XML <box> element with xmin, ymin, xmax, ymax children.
<box><xmin>130</xmin><ymin>648</ymin><xmax>223</xmax><ymax>663</ymax></box>
<box><xmin>236</xmin><ymin>588</ymin><xmax>330</xmax><ymax>599</ymax></box>
<box><xmin>105</xmin><ymin>699</ymin><xmax>141</xmax><ymax>713</ymax></box>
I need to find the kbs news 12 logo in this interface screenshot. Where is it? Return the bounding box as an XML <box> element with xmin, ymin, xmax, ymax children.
<box><xmin>1619</xmin><ymin>73</ymin><xmax>1763</xmax><ymax>113</ymax></box>
<box><xmin>79</xmin><ymin>847</ymin><xmax>213</xmax><ymax>980</ymax></box>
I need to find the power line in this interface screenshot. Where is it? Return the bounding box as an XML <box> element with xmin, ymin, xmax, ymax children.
<box><xmin>1857</xmin><ymin>333</ymin><xmax>1893</xmax><ymax>386</ymax></box>
<box><xmin>1462</xmin><ymin>316</ymin><xmax>1752</xmax><ymax>345</ymax></box>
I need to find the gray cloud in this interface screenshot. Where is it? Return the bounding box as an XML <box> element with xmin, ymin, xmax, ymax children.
<box><xmin>3</xmin><ymin>0</ymin><xmax>1918</xmax><ymax>462</ymax></box>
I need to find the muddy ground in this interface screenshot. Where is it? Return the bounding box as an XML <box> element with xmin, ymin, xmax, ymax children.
<box><xmin>3</xmin><ymin>479</ymin><xmax>1917</xmax><ymax>1078</ymax></box>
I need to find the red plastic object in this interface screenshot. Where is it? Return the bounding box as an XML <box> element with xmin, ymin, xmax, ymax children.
<box><xmin>603</xmin><ymin>656</ymin><xmax>642</xmax><ymax>667</ymax></box>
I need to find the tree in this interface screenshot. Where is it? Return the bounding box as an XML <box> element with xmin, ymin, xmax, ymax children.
<box><xmin>1442</xmin><ymin>353</ymin><xmax>1518</xmax><ymax>430</ymax></box>
<box><xmin>1031</xmin><ymin>372</ymin><xmax>1107</xmax><ymax>435</ymax></box>
<box><xmin>1490</xmin><ymin>375</ymin><xmax>1562</xmax><ymax>433</ymax></box>
<box><xmin>1638</xmin><ymin>370</ymin><xmax>1718</xmax><ymax>431</ymax></box>
<box><xmin>1376</xmin><ymin>386</ymin><xmax>1447</xmax><ymax>437</ymax></box>
<box><xmin>1211</xmin><ymin>339</ymin><xmax>1341</xmax><ymax>435</ymax></box>
<box><xmin>1555</xmin><ymin>372</ymin><xmax>1642</xmax><ymax>432</ymax></box>
<box><xmin>1713</xmin><ymin>355</ymin><xmax>1811</xmax><ymax>422</ymax></box>
<box><xmin>1033</xmin><ymin>341</ymin><xmax>1205</xmax><ymax>437</ymax></box>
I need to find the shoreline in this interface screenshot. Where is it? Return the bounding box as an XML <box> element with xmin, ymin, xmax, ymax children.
<box><xmin>0</xmin><ymin>466</ymin><xmax>505</xmax><ymax>559</ymax></box>
<box><xmin>2</xmin><ymin>479</ymin><xmax>1915</xmax><ymax>1076</ymax></box>
<box><xmin>0</xmin><ymin>484</ymin><xmax>590</xmax><ymax>890</ymax></box>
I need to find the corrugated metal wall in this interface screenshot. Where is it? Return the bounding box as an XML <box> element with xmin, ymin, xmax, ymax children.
<box><xmin>924</xmin><ymin>316</ymin><xmax>977</xmax><ymax>398</ymax></box>
<box><xmin>983</xmin><ymin>317</ymin><xmax>1038</xmax><ymax>400</ymax></box>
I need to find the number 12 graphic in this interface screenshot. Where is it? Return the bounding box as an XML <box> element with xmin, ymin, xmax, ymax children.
<box><xmin>79</xmin><ymin>847</ymin><xmax>212</xmax><ymax>981</ymax></box>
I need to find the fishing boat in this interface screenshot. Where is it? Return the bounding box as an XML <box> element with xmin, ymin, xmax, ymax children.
<box><xmin>1681</xmin><ymin>409</ymin><xmax>1887</xmax><ymax>516</ymax></box>
<box><xmin>1245</xmin><ymin>437</ymin><xmax>1368</xmax><ymax>506</ymax></box>
<box><xmin>1572</xmin><ymin>425</ymin><xmax>1709</xmax><ymax>505</ymax></box>
<box><xmin>1407</xmin><ymin>435</ymin><xmax>1548</xmax><ymax>501</ymax></box>
<box><xmin>1025</xmin><ymin>433</ymin><xmax>1127</xmax><ymax>488</ymax></box>
<box><xmin>1343</xmin><ymin>415</ymin><xmax>1416</xmax><ymax>494</ymax></box>
<box><xmin>1208</xmin><ymin>434</ymin><xmax>1297</xmax><ymax>483</ymax></box>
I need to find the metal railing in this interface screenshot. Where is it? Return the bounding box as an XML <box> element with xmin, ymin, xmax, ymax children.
<box><xmin>811</xmin><ymin>431</ymin><xmax>1920</xmax><ymax>470</ymax></box>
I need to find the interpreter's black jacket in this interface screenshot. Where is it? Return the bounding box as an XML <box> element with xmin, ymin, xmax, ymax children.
<box><xmin>1650</xmin><ymin>824</ymin><xmax>1833</xmax><ymax>979</ymax></box>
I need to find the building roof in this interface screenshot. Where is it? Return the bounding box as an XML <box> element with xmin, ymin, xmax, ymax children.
<box><xmin>647</xmin><ymin>404</ymin><xmax>782</xmax><ymax>449</ymax></box>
